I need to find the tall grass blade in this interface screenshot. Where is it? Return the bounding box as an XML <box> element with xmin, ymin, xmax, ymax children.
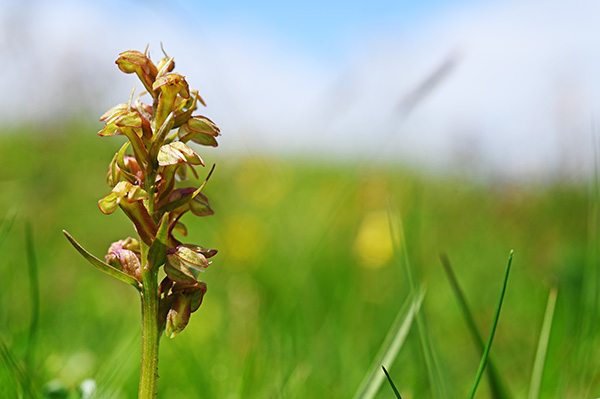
<box><xmin>0</xmin><ymin>336</ymin><xmax>37</xmax><ymax>398</ymax></box>
<box><xmin>574</xmin><ymin>122</ymin><xmax>600</xmax><ymax>395</ymax></box>
<box><xmin>528</xmin><ymin>288</ymin><xmax>558</xmax><ymax>399</ymax></box>
<box><xmin>382</xmin><ymin>365</ymin><xmax>403</xmax><ymax>399</ymax></box>
<box><xmin>388</xmin><ymin>206</ymin><xmax>451</xmax><ymax>398</ymax></box>
<box><xmin>0</xmin><ymin>208</ymin><xmax>17</xmax><ymax>248</ymax></box>
<box><xmin>468</xmin><ymin>250</ymin><xmax>514</xmax><ymax>399</ymax></box>
<box><xmin>414</xmin><ymin>307</ymin><xmax>449</xmax><ymax>399</ymax></box>
<box><xmin>94</xmin><ymin>331</ymin><xmax>139</xmax><ymax>399</ymax></box>
<box><xmin>440</xmin><ymin>253</ymin><xmax>510</xmax><ymax>399</ymax></box>
<box><xmin>353</xmin><ymin>289</ymin><xmax>424</xmax><ymax>399</ymax></box>
<box><xmin>25</xmin><ymin>222</ymin><xmax>40</xmax><ymax>370</ymax></box>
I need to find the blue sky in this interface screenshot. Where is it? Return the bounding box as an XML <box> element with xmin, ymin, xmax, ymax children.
<box><xmin>168</xmin><ymin>0</ymin><xmax>480</xmax><ymax>61</ymax></box>
<box><xmin>1</xmin><ymin>0</ymin><xmax>599</xmax><ymax>179</ymax></box>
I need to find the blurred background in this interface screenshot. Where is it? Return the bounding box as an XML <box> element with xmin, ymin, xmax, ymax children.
<box><xmin>2</xmin><ymin>0</ymin><xmax>599</xmax><ymax>178</ymax></box>
<box><xmin>1</xmin><ymin>0</ymin><xmax>599</xmax><ymax>398</ymax></box>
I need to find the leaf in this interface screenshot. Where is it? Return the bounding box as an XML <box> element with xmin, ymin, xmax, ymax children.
<box><xmin>468</xmin><ymin>250</ymin><xmax>514</xmax><ymax>399</ymax></box>
<box><xmin>440</xmin><ymin>253</ymin><xmax>510</xmax><ymax>399</ymax></box>
<box><xmin>382</xmin><ymin>366</ymin><xmax>403</xmax><ymax>399</ymax></box>
<box><xmin>353</xmin><ymin>289</ymin><xmax>423</xmax><ymax>399</ymax></box>
<box><xmin>0</xmin><ymin>208</ymin><xmax>17</xmax><ymax>248</ymax></box>
<box><xmin>147</xmin><ymin>213</ymin><xmax>170</xmax><ymax>271</ymax></box>
<box><xmin>528</xmin><ymin>288</ymin><xmax>558</xmax><ymax>399</ymax></box>
<box><xmin>62</xmin><ymin>230</ymin><xmax>141</xmax><ymax>290</ymax></box>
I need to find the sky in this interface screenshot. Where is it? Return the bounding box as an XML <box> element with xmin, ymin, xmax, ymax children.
<box><xmin>1</xmin><ymin>0</ymin><xmax>599</xmax><ymax>179</ymax></box>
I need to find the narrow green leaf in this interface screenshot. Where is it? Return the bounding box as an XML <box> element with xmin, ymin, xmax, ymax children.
<box><xmin>0</xmin><ymin>208</ymin><xmax>17</xmax><ymax>248</ymax></box>
<box><xmin>0</xmin><ymin>336</ymin><xmax>37</xmax><ymax>399</ymax></box>
<box><xmin>382</xmin><ymin>366</ymin><xmax>403</xmax><ymax>399</ymax></box>
<box><xmin>388</xmin><ymin>205</ymin><xmax>451</xmax><ymax>398</ymax></box>
<box><xmin>352</xmin><ymin>289</ymin><xmax>424</xmax><ymax>399</ymax></box>
<box><xmin>440</xmin><ymin>253</ymin><xmax>511</xmax><ymax>399</ymax></box>
<box><xmin>147</xmin><ymin>213</ymin><xmax>170</xmax><ymax>270</ymax></box>
<box><xmin>62</xmin><ymin>230</ymin><xmax>141</xmax><ymax>291</ymax></box>
<box><xmin>469</xmin><ymin>250</ymin><xmax>514</xmax><ymax>399</ymax></box>
<box><xmin>25</xmin><ymin>223</ymin><xmax>40</xmax><ymax>371</ymax></box>
<box><xmin>528</xmin><ymin>288</ymin><xmax>558</xmax><ymax>399</ymax></box>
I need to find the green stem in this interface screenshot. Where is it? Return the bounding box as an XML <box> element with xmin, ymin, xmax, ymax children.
<box><xmin>138</xmin><ymin>264</ymin><xmax>161</xmax><ymax>399</ymax></box>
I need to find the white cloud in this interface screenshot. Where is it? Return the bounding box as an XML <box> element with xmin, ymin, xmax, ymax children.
<box><xmin>1</xmin><ymin>0</ymin><xmax>599</xmax><ymax>179</ymax></box>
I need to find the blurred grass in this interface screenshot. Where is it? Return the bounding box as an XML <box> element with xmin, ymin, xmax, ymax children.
<box><xmin>0</xmin><ymin>123</ymin><xmax>597</xmax><ymax>398</ymax></box>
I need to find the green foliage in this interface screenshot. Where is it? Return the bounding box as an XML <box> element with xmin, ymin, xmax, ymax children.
<box><xmin>440</xmin><ymin>253</ymin><xmax>510</xmax><ymax>398</ymax></box>
<box><xmin>382</xmin><ymin>366</ymin><xmax>402</xmax><ymax>399</ymax></box>
<box><xmin>0</xmin><ymin>128</ymin><xmax>597</xmax><ymax>397</ymax></box>
<box><xmin>468</xmin><ymin>251</ymin><xmax>513</xmax><ymax>399</ymax></box>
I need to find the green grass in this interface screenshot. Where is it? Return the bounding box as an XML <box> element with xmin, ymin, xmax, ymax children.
<box><xmin>0</xmin><ymin>124</ymin><xmax>598</xmax><ymax>397</ymax></box>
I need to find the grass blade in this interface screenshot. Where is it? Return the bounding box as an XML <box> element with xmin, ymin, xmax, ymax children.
<box><xmin>0</xmin><ymin>336</ymin><xmax>37</xmax><ymax>399</ymax></box>
<box><xmin>25</xmin><ymin>222</ymin><xmax>40</xmax><ymax>371</ymax></box>
<box><xmin>528</xmin><ymin>288</ymin><xmax>558</xmax><ymax>399</ymax></box>
<box><xmin>0</xmin><ymin>208</ymin><xmax>17</xmax><ymax>248</ymax></box>
<box><xmin>468</xmin><ymin>250</ymin><xmax>514</xmax><ymax>399</ymax></box>
<box><xmin>353</xmin><ymin>289</ymin><xmax>424</xmax><ymax>399</ymax></box>
<box><xmin>414</xmin><ymin>306</ymin><xmax>449</xmax><ymax>399</ymax></box>
<box><xmin>440</xmin><ymin>253</ymin><xmax>511</xmax><ymax>399</ymax></box>
<box><xmin>382</xmin><ymin>365</ymin><xmax>403</xmax><ymax>399</ymax></box>
<box><xmin>388</xmin><ymin>206</ymin><xmax>451</xmax><ymax>398</ymax></box>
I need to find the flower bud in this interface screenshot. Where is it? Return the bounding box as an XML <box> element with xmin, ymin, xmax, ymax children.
<box><xmin>152</xmin><ymin>73</ymin><xmax>190</xmax><ymax>129</ymax></box>
<box><xmin>165</xmin><ymin>281</ymin><xmax>207</xmax><ymax>338</ymax></box>
<box><xmin>106</xmin><ymin>238</ymin><xmax>142</xmax><ymax>281</ymax></box>
<box><xmin>116</xmin><ymin>50</ymin><xmax>158</xmax><ymax>96</ymax></box>
<box><xmin>178</xmin><ymin>116</ymin><xmax>220</xmax><ymax>147</ymax></box>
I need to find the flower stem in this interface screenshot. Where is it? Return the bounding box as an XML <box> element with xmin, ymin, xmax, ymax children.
<box><xmin>139</xmin><ymin>264</ymin><xmax>161</xmax><ymax>399</ymax></box>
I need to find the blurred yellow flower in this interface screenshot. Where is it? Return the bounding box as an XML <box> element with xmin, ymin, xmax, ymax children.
<box><xmin>221</xmin><ymin>213</ymin><xmax>266</xmax><ymax>269</ymax></box>
<box><xmin>354</xmin><ymin>210</ymin><xmax>396</xmax><ymax>269</ymax></box>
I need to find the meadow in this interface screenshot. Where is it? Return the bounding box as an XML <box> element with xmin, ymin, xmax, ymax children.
<box><xmin>0</xmin><ymin>123</ymin><xmax>597</xmax><ymax>398</ymax></box>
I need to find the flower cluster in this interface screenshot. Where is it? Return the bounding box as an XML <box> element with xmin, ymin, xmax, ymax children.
<box><xmin>64</xmin><ymin>47</ymin><xmax>220</xmax><ymax>338</ymax></box>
